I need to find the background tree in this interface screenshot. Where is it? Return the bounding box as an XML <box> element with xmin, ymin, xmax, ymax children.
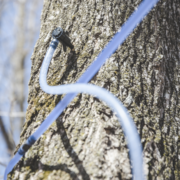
<box><xmin>8</xmin><ymin>0</ymin><xmax>180</xmax><ymax>179</ymax></box>
<box><xmin>0</xmin><ymin>0</ymin><xmax>43</xmax><ymax>177</ymax></box>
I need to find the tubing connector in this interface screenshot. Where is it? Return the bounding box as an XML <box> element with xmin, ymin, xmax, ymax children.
<box><xmin>18</xmin><ymin>136</ymin><xmax>36</xmax><ymax>155</ymax></box>
<box><xmin>52</xmin><ymin>27</ymin><xmax>74</xmax><ymax>49</ymax></box>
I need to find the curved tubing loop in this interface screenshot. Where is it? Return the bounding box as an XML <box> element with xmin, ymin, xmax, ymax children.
<box><xmin>4</xmin><ymin>0</ymin><xmax>159</xmax><ymax>179</ymax></box>
<box><xmin>40</xmin><ymin>42</ymin><xmax>144</xmax><ymax>180</ymax></box>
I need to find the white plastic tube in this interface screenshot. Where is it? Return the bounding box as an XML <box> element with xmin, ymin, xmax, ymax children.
<box><xmin>39</xmin><ymin>41</ymin><xmax>144</xmax><ymax>180</ymax></box>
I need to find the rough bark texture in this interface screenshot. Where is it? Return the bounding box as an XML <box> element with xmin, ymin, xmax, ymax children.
<box><xmin>9</xmin><ymin>0</ymin><xmax>180</xmax><ymax>179</ymax></box>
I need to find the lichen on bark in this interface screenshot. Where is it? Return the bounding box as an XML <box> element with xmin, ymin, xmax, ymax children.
<box><xmin>9</xmin><ymin>0</ymin><xmax>180</xmax><ymax>180</ymax></box>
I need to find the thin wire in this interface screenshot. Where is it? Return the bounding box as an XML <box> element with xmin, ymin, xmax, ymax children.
<box><xmin>4</xmin><ymin>0</ymin><xmax>159</xmax><ymax>179</ymax></box>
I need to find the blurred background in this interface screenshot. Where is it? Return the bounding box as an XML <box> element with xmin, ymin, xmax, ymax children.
<box><xmin>0</xmin><ymin>0</ymin><xmax>43</xmax><ymax>178</ymax></box>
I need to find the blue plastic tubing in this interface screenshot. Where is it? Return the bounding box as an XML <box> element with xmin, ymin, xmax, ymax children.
<box><xmin>4</xmin><ymin>0</ymin><xmax>159</xmax><ymax>179</ymax></box>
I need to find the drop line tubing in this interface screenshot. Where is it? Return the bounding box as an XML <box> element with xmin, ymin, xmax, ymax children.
<box><xmin>4</xmin><ymin>0</ymin><xmax>159</xmax><ymax>180</ymax></box>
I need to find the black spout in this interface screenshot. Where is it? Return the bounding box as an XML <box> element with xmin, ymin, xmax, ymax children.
<box><xmin>52</xmin><ymin>27</ymin><xmax>74</xmax><ymax>49</ymax></box>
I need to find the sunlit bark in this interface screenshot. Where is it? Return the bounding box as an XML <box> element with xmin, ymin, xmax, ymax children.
<box><xmin>10</xmin><ymin>0</ymin><xmax>180</xmax><ymax>179</ymax></box>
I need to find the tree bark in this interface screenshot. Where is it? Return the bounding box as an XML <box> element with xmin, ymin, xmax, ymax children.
<box><xmin>9</xmin><ymin>0</ymin><xmax>180</xmax><ymax>179</ymax></box>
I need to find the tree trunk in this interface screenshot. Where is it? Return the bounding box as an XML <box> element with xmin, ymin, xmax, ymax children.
<box><xmin>9</xmin><ymin>0</ymin><xmax>180</xmax><ymax>179</ymax></box>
